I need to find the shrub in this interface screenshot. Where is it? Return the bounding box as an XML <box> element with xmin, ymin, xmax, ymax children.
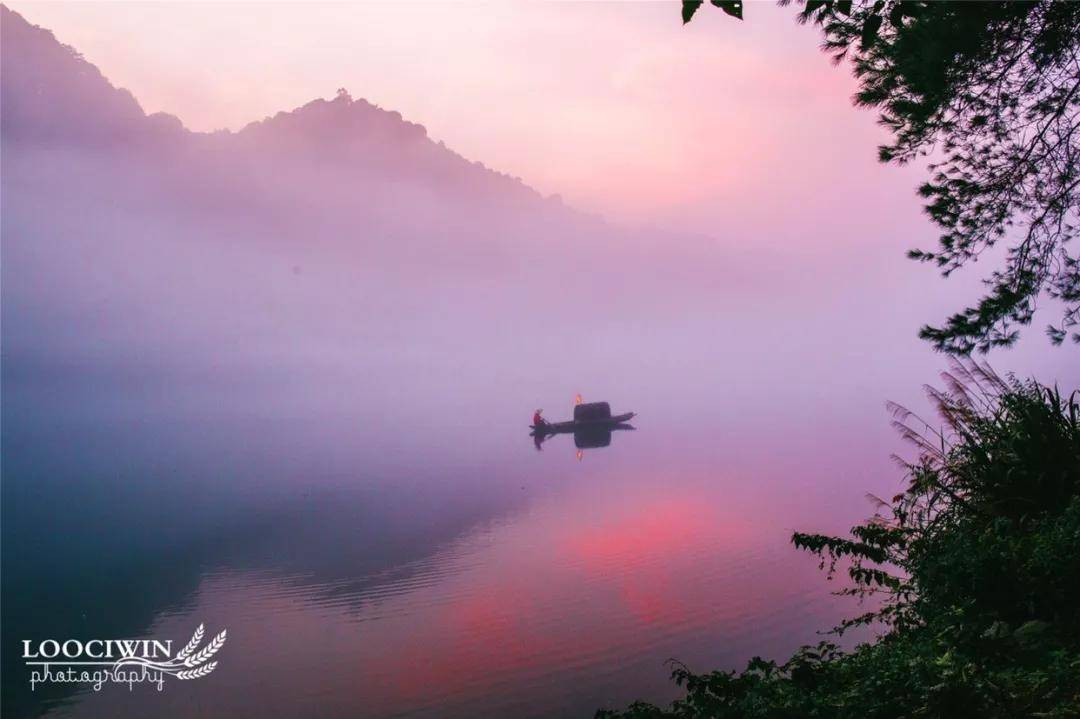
<box><xmin>598</xmin><ymin>361</ymin><xmax>1080</xmax><ymax>719</ymax></box>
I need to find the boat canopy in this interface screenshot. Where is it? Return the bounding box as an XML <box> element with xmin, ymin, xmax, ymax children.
<box><xmin>574</xmin><ymin>402</ymin><xmax>611</xmax><ymax>422</ymax></box>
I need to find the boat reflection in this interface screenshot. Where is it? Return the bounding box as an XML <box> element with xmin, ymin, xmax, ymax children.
<box><xmin>531</xmin><ymin>423</ymin><xmax>636</xmax><ymax>452</ymax></box>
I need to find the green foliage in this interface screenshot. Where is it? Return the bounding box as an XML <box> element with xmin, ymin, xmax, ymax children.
<box><xmin>683</xmin><ymin>1</ymin><xmax>1080</xmax><ymax>352</ymax></box>
<box><xmin>597</xmin><ymin>361</ymin><xmax>1080</xmax><ymax>718</ymax></box>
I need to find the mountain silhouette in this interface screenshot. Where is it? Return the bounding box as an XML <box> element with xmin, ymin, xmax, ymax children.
<box><xmin>0</xmin><ymin>4</ymin><xmax>183</xmax><ymax>144</ymax></box>
<box><xmin>1</xmin><ymin>4</ymin><xmax>543</xmax><ymax>204</ymax></box>
<box><xmin>0</xmin><ymin>3</ymin><xmax>727</xmax><ymax>398</ymax></box>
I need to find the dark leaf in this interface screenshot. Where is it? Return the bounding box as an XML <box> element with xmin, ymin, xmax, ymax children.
<box><xmin>711</xmin><ymin>0</ymin><xmax>743</xmax><ymax>20</ymax></box>
<box><xmin>682</xmin><ymin>0</ymin><xmax>702</xmax><ymax>24</ymax></box>
<box><xmin>889</xmin><ymin>3</ymin><xmax>904</xmax><ymax>27</ymax></box>
<box><xmin>861</xmin><ymin>13</ymin><xmax>883</xmax><ymax>49</ymax></box>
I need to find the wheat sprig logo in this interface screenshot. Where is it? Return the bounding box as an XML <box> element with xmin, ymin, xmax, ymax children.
<box><xmin>182</xmin><ymin>627</ymin><xmax>227</xmax><ymax>669</ymax></box>
<box><xmin>176</xmin><ymin>662</ymin><xmax>218</xmax><ymax>680</ymax></box>
<box><xmin>112</xmin><ymin>624</ymin><xmax>227</xmax><ymax>679</ymax></box>
<box><xmin>174</xmin><ymin>624</ymin><xmax>204</xmax><ymax>663</ymax></box>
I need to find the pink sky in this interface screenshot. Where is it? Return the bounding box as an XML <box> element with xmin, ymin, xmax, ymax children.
<box><xmin>8</xmin><ymin>1</ymin><xmax>911</xmax><ymax>231</ymax></box>
<box><xmin>13</xmin><ymin>1</ymin><xmax>1077</xmax><ymax>377</ymax></box>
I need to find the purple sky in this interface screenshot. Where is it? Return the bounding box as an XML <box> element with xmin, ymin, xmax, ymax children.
<box><xmin>9</xmin><ymin>2</ymin><xmax>908</xmax><ymax>229</ymax></box>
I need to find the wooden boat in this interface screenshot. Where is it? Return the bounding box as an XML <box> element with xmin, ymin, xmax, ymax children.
<box><xmin>530</xmin><ymin>412</ymin><xmax>636</xmax><ymax>434</ymax></box>
<box><xmin>530</xmin><ymin>401</ymin><xmax>636</xmax><ymax>435</ymax></box>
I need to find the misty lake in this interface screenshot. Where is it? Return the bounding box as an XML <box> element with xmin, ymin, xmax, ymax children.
<box><xmin>4</xmin><ymin>332</ymin><xmax>905</xmax><ymax>718</ymax></box>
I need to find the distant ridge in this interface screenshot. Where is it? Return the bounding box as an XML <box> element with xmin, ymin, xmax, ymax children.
<box><xmin>229</xmin><ymin>89</ymin><xmax>541</xmax><ymax>197</ymax></box>
<box><xmin>0</xmin><ymin>4</ymin><xmax>543</xmax><ymax>202</ymax></box>
<box><xmin>0</xmin><ymin>3</ymin><xmax>159</xmax><ymax>143</ymax></box>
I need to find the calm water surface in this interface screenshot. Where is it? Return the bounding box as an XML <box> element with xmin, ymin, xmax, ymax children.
<box><xmin>3</xmin><ymin>363</ymin><xmax>895</xmax><ymax>718</ymax></box>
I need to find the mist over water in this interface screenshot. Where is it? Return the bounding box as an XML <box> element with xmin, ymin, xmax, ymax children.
<box><xmin>2</xmin><ymin>6</ymin><xmax>1077</xmax><ymax>718</ymax></box>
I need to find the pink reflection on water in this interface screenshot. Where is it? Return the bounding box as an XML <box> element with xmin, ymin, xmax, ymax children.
<box><xmin>54</xmin><ymin>459</ymin><xmax>866</xmax><ymax>718</ymax></box>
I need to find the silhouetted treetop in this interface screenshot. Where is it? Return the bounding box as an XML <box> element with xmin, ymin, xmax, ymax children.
<box><xmin>684</xmin><ymin>1</ymin><xmax>1080</xmax><ymax>353</ymax></box>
